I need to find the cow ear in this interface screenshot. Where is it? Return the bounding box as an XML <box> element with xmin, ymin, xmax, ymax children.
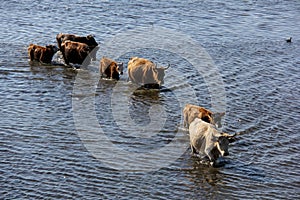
<box><xmin>219</xmin><ymin>112</ymin><xmax>225</xmax><ymax>117</ymax></box>
<box><xmin>221</xmin><ymin>132</ymin><xmax>230</xmax><ymax>137</ymax></box>
<box><xmin>46</xmin><ymin>45</ymin><xmax>55</xmax><ymax>49</ymax></box>
<box><xmin>87</xmin><ymin>34</ymin><xmax>94</xmax><ymax>39</ymax></box>
<box><xmin>221</xmin><ymin>132</ymin><xmax>236</xmax><ymax>143</ymax></box>
<box><xmin>212</xmin><ymin>112</ymin><xmax>225</xmax><ymax>118</ymax></box>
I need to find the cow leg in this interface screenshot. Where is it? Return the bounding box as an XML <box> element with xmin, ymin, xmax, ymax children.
<box><xmin>29</xmin><ymin>49</ymin><xmax>34</xmax><ymax>61</ymax></box>
<box><xmin>65</xmin><ymin>59</ymin><xmax>69</xmax><ymax>65</ymax></box>
<box><xmin>205</xmin><ymin>150</ymin><xmax>213</xmax><ymax>163</ymax></box>
<box><xmin>38</xmin><ymin>51</ymin><xmax>44</xmax><ymax>63</ymax></box>
<box><xmin>190</xmin><ymin>144</ymin><xmax>196</xmax><ymax>154</ymax></box>
<box><xmin>183</xmin><ymin>113</ymin><xmax>188</xmax><ymax>128</ymax></box>
<box><xmin>60</xmin><ymin>49</ymin><xmax>69</xmax><ymax>65</ymax></box>
<box><xmin>63</xmin><ymin>54</ymin><xmax>69</xmax><ymax>65</ymax></box>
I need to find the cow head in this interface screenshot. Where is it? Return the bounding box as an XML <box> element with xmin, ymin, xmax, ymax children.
<box><xmin>46</xmin><ymin>45</ymin><xmax>59</xmax><ymax>54</ymax></box>
<box><xmin>155</xmin><ymin>64</ymin><xmax>170</xmax><ymax>85</ymax></box>
<box><xmin>212</xmin><ymin>112</ymin><xmax>225</xmax><ymax>128</ymax></box>
<box><xmin>208</xmin><ymin>136</ymin><xmax>229</xmax><ymax>166</ymax></box>
<box><xmin>221</xmin><ymin>132</ymin><xmax>237</xmax><ymax>143</ymax></box>
<box><xmin>216</xmin><ymin>136</ymin><xmax>229</xmax><ymax>156</ymax></box>
<box><xmin>117</xmin><ymin>62</ymin><xmax>124</xmax><ymax>75</ymax></box>
<box><xmin>86</xmin><ymin>34</ymin><xmax>98</xmax><ymax>47</ymax></box>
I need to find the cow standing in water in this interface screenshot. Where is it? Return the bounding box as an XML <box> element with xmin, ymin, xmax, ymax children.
<box><xmin>127</xmin><ymin>57</ymin><xmax>169</xmax><ymax>89</ymax></box>
<box><xmin>28</xmin><ymin>44</ymin><xmax>58</xmax><ymax>64</ymax></box>
<box><xmin>56</xmin><ymin>33</ymin><xmax>99</xmax><ymax>64</ymax></box>
<box><xmin>189</xmin><ymin>118</ymin><xmax>231</xmax><ymax>167</ymax></box>
<box><xmin>183</xmin><ymin>104</ymin><xmax>225</xmax><ymax>128</ymax></box>
<box><xmin>100</xmin><ymin>57</ymin><xmax>123</xmax><ymax>80</ymax></box>
<box><xmin>60</xmin><ymin>41</ymin><xmax>92</xmax><ymax>65</ymax></box>
<box><xmin>56</xmin><ymin>33</ymin><xmax>98</xmax><ymax>50</ymax></box>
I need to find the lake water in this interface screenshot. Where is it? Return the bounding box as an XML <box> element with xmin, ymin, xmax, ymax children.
<box><xmin>1</xmin><ymin>0</ymin><xmax>300</xmax><ymax>199</ymax></box>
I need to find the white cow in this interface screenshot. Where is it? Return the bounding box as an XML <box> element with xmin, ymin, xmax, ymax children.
<box><xmin>189</xmin><ymin>118</ymin><xmax>230</xmax><ymax>166</ymax></box>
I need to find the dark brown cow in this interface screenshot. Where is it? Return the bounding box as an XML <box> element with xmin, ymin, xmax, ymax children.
<box><xmin>127</xmin><ymin>57</ymin><xmax>169</xmax><ymax>89</ymax></box>
<box><xmin>56</xmin><ymin>33</ymin><xmax>98</xmax><ymax>49</ymax></box>
<box><xmin>28</xmin><ymin>44</ymin><xmax>58</xmax><ymax>64</ymax></box>
<box><xmin>56</xmin><ymin>33</ymin><xmax>99</xmax><ymax>61</ymax></box>
<box><xmin>60</xmin><ymin>41</ymin><xmax>91</xmax><ymax>65</ymax></box>
<box><xmin>183</xmin><ymin>104</ymin><xmax>225</xmax><ymax>128</ymax></box>
<box><xmin>100</xmin><ymin>57</ymin><xmax>123</xmax><ymax>80</ymax></box>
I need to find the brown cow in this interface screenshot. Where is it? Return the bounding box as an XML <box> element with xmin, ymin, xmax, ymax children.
<box><xmin>28</xmin><ymin>44</ymin><xmax>58</xmax><ymax>64</ymax></box>
<box><xmin>60</xmin><ymin>40</ymin><xmax>91</xmax><ymax>65</ymax></box>
<box><xmin>183</xmin><ymin>104</ymin><xmax>225</xmax><ymax>128</ymax></box>
<box><xmin>100</xmin><ymin>57</ymin><xmax>123</xmax><ymax>80</ymax></box>
<box><xmin>56</xmin><ymin>33</ymin><xmax>99</xmax><ymax>61</ymax></box>
<box><xmin>56</xmin><ymin>33</ymin><xmax>98</xmax><ymax>49</ymax></box>
<box><xmin>127</xmin><ymin>57</ymin><xmax>169</xmax><ymax>89</ymax></box>
<box><xmin>189</xmin><ymin>118</ymin><xmax>231</xmax><ymax>167</ymax></box>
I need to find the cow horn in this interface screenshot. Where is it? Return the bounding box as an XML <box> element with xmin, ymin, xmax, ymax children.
<box><xmin>164</xmin><ymin>64</ymin><xmax>170</xmax><ymax>70</ymax></box>
<box><xmin>221</xmin><ymin>132</ymin><xmax>240</xmax><ymax>143</ymax></box>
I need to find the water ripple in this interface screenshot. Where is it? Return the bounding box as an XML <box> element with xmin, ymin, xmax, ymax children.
<box><xmin>1</xmin><ymin>0</ymin><xmax>300</xmax><ymax>199</ymax></box>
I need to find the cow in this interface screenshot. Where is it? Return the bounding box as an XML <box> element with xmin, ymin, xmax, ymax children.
<box><xmin>189</xmin><ymin>118</ymin><xmax>231</xmax><ymax>167</ymax></box>
<box><xmin>183</xmin><ymin>104</ymin><xmax>225</xmax><ymax>129</ymax></box>
<box><xmin>56</xmin><ymin>33</ymin><xmax>99</xmax><ymax>60</ymax></box>
<box><xmin>60</xmin><ymin>40</ymin><xmax>92</xmax><ymax>65</ymax></box>
<box><xmin>100</xmin><ymin>57</ymin><xmax>124</xmax><ymax>80</ymax></box>
<box><xmin>56</xmin><ymin>33</ymin><xmax>98</xmax><ymax>49</ymax></box>
<box><xmin>127</xmin><ymin>57</ymin><xmax>169</xmax><ymax>89</ymax></box>
<box><xmin>28</xmin><ymin>44</ymin><xmax>58</xmax><ymax>64</ymax></box>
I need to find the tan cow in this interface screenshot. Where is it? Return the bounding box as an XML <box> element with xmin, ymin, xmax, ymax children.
<box><xmin>189</xmin><ymin>118</ymin><xmax>230</xmax><ymax>166</ymax></box>
<box><xmin>127</xmin><ymin>57</ymin><xmax>169</xmax><ymax>89</ymax></box>
<box><xmin>183</xmin><ymin>104</ymin><xmax>225</xmax><ymax>128</ymax></box>
<box><xmin>28</xmin><ymin>44</ymin><xmax>58</xmax><ymax>64</ymax></box>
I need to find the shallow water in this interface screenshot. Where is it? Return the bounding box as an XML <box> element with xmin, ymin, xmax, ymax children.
<box><xmin>1</xmin><ymin>0</ymin><xmax>300</xmax><ymax>199</ymax></box>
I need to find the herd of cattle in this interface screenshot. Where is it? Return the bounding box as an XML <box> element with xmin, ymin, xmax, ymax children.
<box><xmin>27</xmin><ymin>33</ymin><xmax>169</xmax><ymax>88</ymax></box>
<box><xmin>28</xmin><ymin>33</ymin><xmax>237</xmax><ymax>167</ymax></box>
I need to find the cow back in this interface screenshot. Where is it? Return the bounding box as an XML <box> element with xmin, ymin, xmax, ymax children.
<box><xmin>183</xmin><ymin>104</ymin><xmax>214</xmax><ymax>128</ymax></box>
<box><xmin>100</xmin><ymin>57</ymin><xmax>114</xmax><ymax>74</ymax></box>
<box><xmin>128</xmin><ymin>57</ymin><xmax>161</xmax><ymax>86</ymax></box>
<box><xmin>189</xmin><ymin>118</ymin><xmax>222</xmax><ymax>156</ymax></box>
<box><xmin>57</xmin><ymin>33</ymin><xmax>98</xmax><ymax>49</ymax></box>
<box><xmin>28</xmin><ymin>44</ymin><xmax>57</xmax><ymax>63</ymax></box>
<box><xmin>61</xmin><ymin>41</ymin><xmax>91</xmax><ymax>65</ymax></box>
